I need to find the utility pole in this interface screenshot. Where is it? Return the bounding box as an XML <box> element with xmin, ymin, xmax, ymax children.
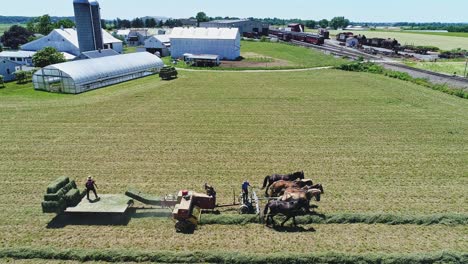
<box><xmin>464</xmin><ymin>57</ymin><xmax>468</xmax><ymax>78</ymax></box>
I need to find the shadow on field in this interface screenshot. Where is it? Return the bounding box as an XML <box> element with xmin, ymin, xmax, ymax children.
<box><xmin>271</xmin><ymin>225</ymin><xmax>316</xmax><ymax>233</ymax></box>
<box><xmin>46</xmin><ymin>211</ymin><xmax>132</xmax><ymax>228</ymax></box>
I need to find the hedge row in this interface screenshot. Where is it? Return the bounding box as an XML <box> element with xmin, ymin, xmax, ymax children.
<box><xmin>199</xmin><ymin>212</ymin><xmax>468</xmax><ymax>226</ymax></box>
<box><xmin>0</xmin><ymin>248</ymin><xmax>466</xmax><ymax>264</ymax></box>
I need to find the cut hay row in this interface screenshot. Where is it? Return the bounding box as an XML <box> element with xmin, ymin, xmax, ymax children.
<box><xmin>199</xmin><ymin>212</ymin><xmax>468</xmax><ymax>226</ymax></box>
<box><xmin>0</xmin><ymin>248</ymin><xmax>465</xmax><ymax>264</ymax></box>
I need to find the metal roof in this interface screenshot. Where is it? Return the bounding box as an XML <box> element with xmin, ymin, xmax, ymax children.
<box><xmin>170</xmin><ymin>27</ymin><xmax>239</xmax><ymax>40</ymax></box>
<box><xmin>150</xmin><ymin>35</ymin><xmax>171</xmax><ymax>43</ymax></box>
<box><xmin>73</xmin><ymin>0</ymin><xmax>99</xmax><ymax>5</ymax></box>
<box><xmin>208</xmin><ymin>19</ymin><xmax>248</xmax><ymax>24</ymax></box>
<box><xmin>80</xmin><ymin>49</ymin><xmax>119</xmax><ymax>59</ymax></box>
<box><xmin>38</xmin><ymin>52</ymin><xmax>164</xmax><ymax>85</ymax></box>
<box><xmin>0</xmin><ymin>51</ymin><xmax>36</xmax><ymax>58</ymax></box>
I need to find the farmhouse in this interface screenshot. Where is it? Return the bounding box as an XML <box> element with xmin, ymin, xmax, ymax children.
<box><xmin>170</xmin><ymin>27</ymin><xmax>240</xmax><ymax>60</ymax></box>
<box><xmin>21</xmin><ymin>28</ymin><xmax>123</xmax><ymax>56</ymax></box>
<box><xmin>0</xmin><ymin>58</ymin><xmax>21</xmax><ymax>82</ymax></box>
<box><xmin>200</xmin><ymin>19</ymin><xmax>269</xmax><ymax>37</ymax></box>
<box><xmin>32</xmin><ymin>52</ymin><xmax>164</xmax><ymax>94</ymax></box>
<box><xmin>144</xmin><ymin>35</ymin><xmax>171</xmax><ymax>57</ymax></box>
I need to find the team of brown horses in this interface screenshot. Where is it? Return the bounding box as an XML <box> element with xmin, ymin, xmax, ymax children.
<box><xmin>261</xmin><ymin>171</ymin><xmax>324</xmax><ymax>227</ymax></box>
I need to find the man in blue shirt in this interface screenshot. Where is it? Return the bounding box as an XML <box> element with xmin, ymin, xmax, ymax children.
<box><xmin>242</xmin><ymin>180</ymin><xmax>250</xmax><ymax>203</ymax></box>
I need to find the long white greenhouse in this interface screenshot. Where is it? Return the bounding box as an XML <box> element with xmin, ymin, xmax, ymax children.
<box><xmin>32</xmin><ymin>52</ymin><xmax>164</xmax><ymax>94</ymax></box>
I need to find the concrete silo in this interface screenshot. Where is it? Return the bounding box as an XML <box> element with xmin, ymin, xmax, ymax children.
<box><xmin>73</xmin><ymin>0</ymin><xmax>104</xmax><ymax>52</ymax></box>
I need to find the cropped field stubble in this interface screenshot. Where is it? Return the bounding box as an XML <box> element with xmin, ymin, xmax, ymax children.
<box><xmin>0</xmin><ymin>70</ymin><xmax>467</xmax><ymax>254</ymax></box>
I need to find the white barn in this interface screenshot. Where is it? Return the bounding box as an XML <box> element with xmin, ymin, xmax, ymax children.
<box><xmin>170</xmin><ymin>27</ymin><xmax>240</xmax><ymax>60</ymax></box>
<box><xmin>21</xmin><ymin>28</ymin><xmax>123</xmax><ymax>56</ymax></box>
<box><xmin>144</xmin><ymin>35</ymin><xmax>171</xmax><ymax>57</ymax></box>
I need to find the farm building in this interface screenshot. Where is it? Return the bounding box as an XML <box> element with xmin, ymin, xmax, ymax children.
<box><xmin>21</xmin><ymin>28</ymin><xmax>123</xmax><ymax>56</ymax></box>
<box><xmin>128</xmin><ymin>29</ymin><xmax>150</xmax><ymax>46</ymax></box>
<box><xmin>170</xmin><ymin>27</ymin><xmax>240</xmax><ymax>60</ymax></box>
<box><xmin>0</xmin><ymin>50</ymin><xmax>76</xmax><ymax>66</ymax></box>
<box><xmin>0</xmin><ymin>51</ymin><xmax>36</xmax><ymax>66</ymax></box>
<box><xmin>144</xmin><ymin>35</ymin><xmax>171</xmax><ymax>57</ymax></box>
<box><xmin>288</xmin><ymin>23</ymin><xmax>305</xmax><ymax>32</ymax></box>
<box><xmin>0</xmin><ymin>58</ymin><xmax>21</xmax><ymax>82</ymax></box>
<box><xmin>200</xmin><ymin>20</ymin><xmax>269</xmax><ymax>37</ymax></box>
<box><xmin>32</xmin><ymin>52</ymin><xmax>164</xmax><ymax>94</ymax></box>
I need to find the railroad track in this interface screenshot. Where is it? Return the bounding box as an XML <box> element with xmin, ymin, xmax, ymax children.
<box><xmin>288</xmin><ymin>40</ymin><xmax>468</xmax><ymax>88</ymax></box>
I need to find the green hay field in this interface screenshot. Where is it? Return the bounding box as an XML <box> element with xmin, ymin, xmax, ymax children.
<box><xmin>328</xmin><ymin>30</ymin><xmax>468</xmax><ymax>50</ymax></box>
<box><xmin>0</xmin><ymin>70</ymin><xmax>467</xmax><ymax>262</ymax></box>
<box><xmin>405</xmin><ymin>60</ymin><xmax>468</xmax><ymax>77</ymax></box>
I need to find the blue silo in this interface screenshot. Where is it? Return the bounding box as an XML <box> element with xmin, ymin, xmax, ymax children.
<box><xmin>73</xmin><ymin>0</ymin><xmax>104</xmax><ymax>52</ymax></box>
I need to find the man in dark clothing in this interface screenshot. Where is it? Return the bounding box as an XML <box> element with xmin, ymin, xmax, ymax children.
<box><xmin>242</xmin><ymin>180</ymin><xmax>250</xmax><ymax>203</ymax></box>
<box><xmin>85</xmin><ymin>176</ymin><xmax>99</xmax><ymax>200</ymax></box>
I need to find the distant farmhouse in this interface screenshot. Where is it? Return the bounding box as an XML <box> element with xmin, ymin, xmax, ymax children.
<box><xmin>200</xmin><ymin>19</ymin><xmax>269</xmax><ymax>37</ymax></box>
<box><xmin>144</xmin><ymin>35</ymin><xmax>171</xmax><ymax>57</ymax></box>
<box><xmin>21</xmin><ymin>28</ymin><xmax>123</xmax><ymax>57</ymax></box>
<box><xmin>170</xmin><ymin>27</ymin><xmax>241</xmax><ymax>60</ymax></box>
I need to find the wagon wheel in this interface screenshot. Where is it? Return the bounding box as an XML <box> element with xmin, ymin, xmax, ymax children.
<box><xmin>239</xmin><ymin>204</ymin><xmax>250</xmax><ymax>214</ymax></box>
<box><xmin>175</xmin><ymin>220</ymin><xmax>196</xmax><ymax>234</ymax></box>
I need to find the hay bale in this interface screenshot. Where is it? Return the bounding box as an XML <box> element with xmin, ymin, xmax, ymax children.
<box><xmin>43</xmin><ymin>189</ymin><xmax>65</xmax><ymax>201</ymax></box>
<box><xmin>46</xmin><ymin>176</ymin><xmax>70</xmax><ymax>194</ymax></box>
<box><xmin>41</xmin><ymin>198</ymin><xmax>66</xmax><ymax>214</ymax></box>
<box><xmin>62</xmin><ymin>181</ymin><xmax>76</xmax><ymax>194</ymax></box>
<box><xmin>64</xmin><ymin>189</ymin><xmax>81</xmax><ymax>207</ymax></box>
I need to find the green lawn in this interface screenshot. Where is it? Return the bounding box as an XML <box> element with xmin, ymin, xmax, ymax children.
<box><xmin>164</xmin><ymin>41</ymin><xmax>347</xmax><ymax>70</ymax></box>
<box><xmin>0</xmin><ymin>69</ymin><xmax>466</xmax><ymax>262</ymax></box>
<box><xmin>328</xmin><ymin>30</ymin><xmax>468</xmax><ymax>50</ymax></box>
<box><xmin>405</xmin><ymin>60</ymin><xmax>468</xmax><ymax>77</ymax></box>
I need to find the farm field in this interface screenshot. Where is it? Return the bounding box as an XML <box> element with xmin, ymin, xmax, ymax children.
<box><xmin>328</xmin><ymin>29</ymin><xmax>468</xmax><ymax>50</ymax></box>
<box><xmin>405</xmin><ymin>60</ymin><xmax>468</xmax><ymax>77</ymax></box>
<box><xmin>0</xmin><ymin>70</ymin><xmax>467</xmax><ymax>262</ymax></box>
<box><xmin>0</xmin><ymin>23</ymin><xmax>26</xmax><ymax>35</ymax></box>
<box><xmin>403</xmin><ymin>31</ymin><xmax>468</xmax><ymax>38</ymax></box>
<box><xmin>163</xmin><ymin>41</ymin><xmax>347</xmax><ymax>70</ymax></box>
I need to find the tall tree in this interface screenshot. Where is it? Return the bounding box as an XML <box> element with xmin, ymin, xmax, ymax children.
<box><xmin>55</xmin><ymin>19</ymin><xmax>75</xmax><ymax>29</ymax></box>
<box><xmin>196</xmin><ymin>12</ymin><xmax>209</xmax><ymax>26</ymax></box>
<box><xmin>32</xmin><ymin>47</ymin><xmax>66</xmax><ymax>68</ymax></box>
<box><xmin>0</xmin><ymin>25</ymin><xmax>33</xmax><ymax>49</ymax></box>
<box><xmin>157</xmin><ymin>20</ymin><xmax>164</xmax><ymax>28</ymax></box>
<box><xmin>145</xmin><ymin>18</ymin><xmax>157</xmax><ymax>28</ymax></box>
<box><xmin>305</xmin><ymin>20</ymin><xmax>317</xmax><ymax>29</ymax></box>
<box><xmin>131</xmin><ymin>17</ymin><xmax>144</xmax><ymax>28</ymax></box>
<box><xmin>121</xmin><ymin>19</ymin><xmax>131</xmax><ymax>28</ymax></box>
<box><xmin>330</xmin><ymin>16</ymin><xmax>350</xmax><ymax>30</ymax></box>
<box><xmin>318</xmin><ymin>19</ymin><xmax>329</xmax><ymax>28</ymax></box>
<box><xmin>37</xmin><ymin>14</ymin><xmax>54</xmax><ymax>35</ymax></box>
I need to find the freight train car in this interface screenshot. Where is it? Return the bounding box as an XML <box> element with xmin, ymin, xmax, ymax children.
<box><xmin>269</xmin><ymin>29</ymin><xmax>325</xmax><ymax>45</ymax></box>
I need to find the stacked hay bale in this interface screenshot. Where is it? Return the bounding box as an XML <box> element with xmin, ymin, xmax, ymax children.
<box><xmin>159</xmin><ymin>66</ymin><xmax>178</xmax><ymax>80</ymax></box>
<box><xmin>41</xmin><ymin>176</ymin><xmax>85</xmax><ymax>214</ymax></box>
